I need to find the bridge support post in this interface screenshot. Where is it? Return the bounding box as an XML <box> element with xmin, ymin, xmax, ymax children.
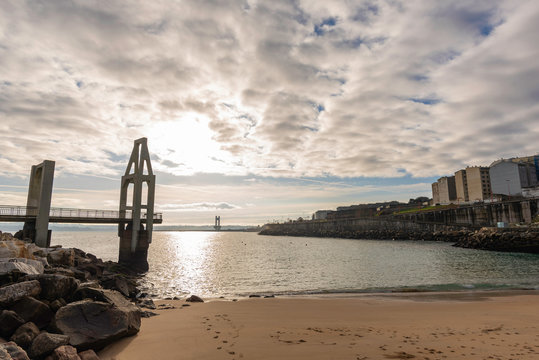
<box><xmin>118</xmin><ymin>223</ymin><xmax>149</xmax><ymax>272</ymax></box>
<box><xmin>24</xmin><ymin>160</ymin><xmax>55</xmax><ymax>247</ymax></box>
<box><xmin>118</xmin><ymin>138</ymin><xmax>155</xmax><ymax>271</ymax></box>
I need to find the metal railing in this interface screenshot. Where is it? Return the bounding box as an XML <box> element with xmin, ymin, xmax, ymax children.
<box><xmin>0</xmin><ymin>205</ymin><xmax>162</xmax><ymax>221</ymax></box>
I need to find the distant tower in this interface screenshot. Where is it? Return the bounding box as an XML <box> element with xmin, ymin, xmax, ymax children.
<box><xmin>214</xmin><ymin>216</ymin><xmax>221</xmax><ymax>231</ymax></box>
<box><xmin>118</xmin><ymin>138</ymin><xmax>156</xmax><ymax>271</ymax></box>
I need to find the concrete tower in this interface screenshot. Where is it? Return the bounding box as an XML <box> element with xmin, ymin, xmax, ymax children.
<box><xmin>23</xmin><ymin>160</ymin><xmax>55</xmax><ymax>247</ymax></box>
<box><xmin>118</xmin><ymin>138</ymin><xmax>155</xmax><ymax>271</ymax></box>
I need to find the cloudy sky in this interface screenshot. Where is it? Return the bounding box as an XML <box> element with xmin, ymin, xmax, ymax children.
<box><xmin>1</xmin><ymin>0</ymin><xmax>538</xmax><ymax>225</ymax></box>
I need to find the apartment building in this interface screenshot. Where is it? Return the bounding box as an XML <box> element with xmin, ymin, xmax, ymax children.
<box><xmin>490</xmin><ymin>159</ymin><xmax>538</xmax><ymax>195</ymax></box>
<box><xmin>454</xmin><ymin>169</ymin><xmax>469</xmax><ymax>202</ymax></box>
<box><xmin>465</xmin><ymin>166</ymin><xmax>491</xmax><ymax>202</ymax></box>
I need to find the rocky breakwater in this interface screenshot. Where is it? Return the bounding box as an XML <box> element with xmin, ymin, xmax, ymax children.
<box><xmin>0</xmin><ymin>231</ymin><xmax>145</xmax><ymax>360</ymax></box>
<box><xmin>453</xmin><ymin>228</ymin><xmax>539</xmax><ymax>254</ymax></box>
<box><xmin>259</xmin><ymin>225</ymin><xmax>471</xmax><ymax>243</ymax></box>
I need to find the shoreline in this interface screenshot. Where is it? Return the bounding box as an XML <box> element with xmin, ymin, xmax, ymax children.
<box><xmin>99</xmin><ymin>290</ymin><xmax>539</xmax><ymax>360</ymax></box>
<box><xmin>153</xmin><ymin>286</ymin><xmax>539</xmax><ymax>302</ymax></box>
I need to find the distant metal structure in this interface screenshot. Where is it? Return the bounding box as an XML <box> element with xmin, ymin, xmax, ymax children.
<box><xmin>118</xmin><ymin>138</ymin><xmax>156</xmax><ymax>270</ymax></box>
<box><xmin>23</xmin><ymin>160</ymin><xmax>55</xmax><ymax>247</ymax></box>
<box><xmin>214</xmin><ymin>215</ymin><xmax>221</xmax><ymax>231</ymax></box>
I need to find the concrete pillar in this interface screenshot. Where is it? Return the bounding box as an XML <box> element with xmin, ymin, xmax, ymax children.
<box><xmin>118</xmin><ymin>138</ymin><xmax>155</xmax><ymax>271</ymax></box>
<box><xmin>24</xmin><ymin>160</ymin><xmax>55</xmax><ymax>247</ymax></box>
<box><xmin>118</xmin><ymin>223</ymin><xmax>149</xmax><ymax>272</ymax></box>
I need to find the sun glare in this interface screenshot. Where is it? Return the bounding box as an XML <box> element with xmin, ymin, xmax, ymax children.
<box><xmin>146</xmin><ymin>117</ymin><xmax>230</xmax><ymax>174</ymax></box>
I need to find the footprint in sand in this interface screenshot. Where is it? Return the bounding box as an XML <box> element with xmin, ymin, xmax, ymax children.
<box><xmin>383</xmin><ymin>351</ymin><xmax>416</xmax><ymax>359</ymax></box>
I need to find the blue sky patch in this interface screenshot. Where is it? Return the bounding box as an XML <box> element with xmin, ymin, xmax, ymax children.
<box><xmin>408</xmin><ymin>98</ymin><xmax>441</xmax><ymax>105</ymax></box>
<box><xmin>409</xmin><ymin>74</ymin><xmax>429</xmax><ymax>82</ymax></box>
<box><xmin>314</xmin><ymin>17</ymin><xmax>337</xmax><ymax>36</ymax></box>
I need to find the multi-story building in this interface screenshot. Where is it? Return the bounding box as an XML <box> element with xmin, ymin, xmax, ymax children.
<box><xmin>431</xmin><ymin>182</ymin><xmax>440</xmax><ymax>205</ymax></box>
<box><xmin>465</xmin><ymin>166</ymin><xmax>491</xmax><ymax>202</ymax></box>
<box><xmin>313</xmin><ymin>210</ymin><xmax>333</xmax><ymax>220</ymax></box>
<box><xmin>454</xmin><ymin>169</ymin><xmax>469</xmax><ymax>203</ymax></box>
<box><xmin>489</xmin><ymin>159</ymin><xmax>538</xmax><ymax>196</ymax></box>
<box><xmin>437</xmin><ymin>176</ymin><xmax>457</xmax><ymax>204</ymax></box>
<box><xmin>511</xmin><ymin>154</ymin><xmax>539</xmax><ymax>181</ymax></box>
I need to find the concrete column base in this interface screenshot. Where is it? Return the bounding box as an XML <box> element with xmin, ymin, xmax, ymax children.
<box><xmin>118</xmin><ymin>227</ymin><xmax>149</xmax><ymax>272</ymax></box>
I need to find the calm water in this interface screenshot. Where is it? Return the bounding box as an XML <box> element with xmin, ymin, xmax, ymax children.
<box><xmin>51</xmin><ymin>231</ymin><xmax>539</xmax><ymax>299</ymax></box>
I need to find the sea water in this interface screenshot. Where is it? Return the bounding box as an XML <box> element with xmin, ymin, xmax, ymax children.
<box><xmin>51</xmin><ymin>231</ymin><xmax>539</xmax><ymax>299</ymax></box>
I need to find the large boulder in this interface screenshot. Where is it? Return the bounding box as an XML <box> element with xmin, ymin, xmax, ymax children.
<box><xmin>45</xmin><ymin>249</ymin><xmax>75</xmax><ymax>267</ymax></box>
<box><xmin>10</xmin><ymin>296</ymin><xmax>53</xmax><ymax>329</ymax></box>
<box><xmin>23</xmin><ymin>274</ymin><xmax>78</xmax><ymax>302</ymax></box>
<box><xmin>50</xmin><ymin>345</ymin><xmax>81</xmax><ymax>360</ymax></box>
<box><xmin>99</xmin><ymin>275</ymin><xmax>136</xmax><ymax>298</ymax></box>
<box><xmin>10</xmin><ymin>322</ymin><xmax>39</xmax><ymax>349</ymax></box>
<box><xmin>0</xmin><ymin>341</ymin><xmax>30</xmax><ymax>360</ymax></box>
<box><xmin>0</xmin><ymin>259</ymin><xmax>44</xmax><ymax>276</ymax></box>
<box><xmin>0</xmin><ymin>281</ymin><xmax>41</xmax><ymax>306</ymax></box>
<box><xmin>0</xmin><ymin>310</ymin><xmax>25</xmax><ymax>338</ymax></box>
<box><xmin>55</xmin><ymin>299</ymin><xmax>140</xmax><ymax>350</ymax></box>
<box><xmin>0</xmin><ymin>241</ymin><xmax>32</xmax><ymax>259</ymax></box>
<box><xmin>28</xmin><ymin>332</ymin><xmax>70</xmax><ymax>359</ymax></box>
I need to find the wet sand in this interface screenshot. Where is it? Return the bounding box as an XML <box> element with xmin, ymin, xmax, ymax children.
<box><xmin>99</xmin><ymin>291</ymin><xmax>539</xmax><ymax>360</ymax></box>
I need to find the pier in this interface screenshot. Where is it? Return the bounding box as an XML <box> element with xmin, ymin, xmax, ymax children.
<box><xmin>0</xmin><ymin>138</ymin><xmax>161</xmax><ymax>271</ymax></box>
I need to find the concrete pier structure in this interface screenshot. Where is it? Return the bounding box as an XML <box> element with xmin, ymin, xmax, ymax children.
<box><xmin>118</xmin><ymin>138</ymin><xmax>156</xmax><ymax>271</ymax></box>
<box><xmin>23</xmin><ymin>160</ymin><xmax>55</xmax><ymax>247</ymax></box>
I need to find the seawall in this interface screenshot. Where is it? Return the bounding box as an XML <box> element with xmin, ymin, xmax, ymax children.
<box><xmin>259</xmin><ymin>198</ymin><xmax>539</xmax><ymax>253</ymax></box>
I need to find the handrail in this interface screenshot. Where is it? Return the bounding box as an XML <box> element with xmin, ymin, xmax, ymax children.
<box><xmin>0</xmin><ymin>205</ymin><xmax>162</xmax><ymax>220</ymax></box>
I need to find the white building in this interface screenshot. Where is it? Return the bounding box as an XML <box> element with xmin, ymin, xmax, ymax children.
<box><xmin>313</xmin><ymin>210</ymin><xmax>333</xmax><ymax>220</ymax></box>
<box><xmin>489</xmin><ymin>159</ymin><xmax>538</xmax><ymax>196</ymax></box>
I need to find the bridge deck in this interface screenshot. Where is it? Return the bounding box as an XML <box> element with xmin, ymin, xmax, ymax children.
<box><xmin>0</xmin><ymin>206</ymin><xmax>162</xmax><ymax>224</ymax></box>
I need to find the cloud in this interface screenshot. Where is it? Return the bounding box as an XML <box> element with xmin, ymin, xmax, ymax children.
<box><xmin>0</xmin><ymin>0</ymin><xmax>538</xmax><ymax>225</ymax></box>
<box><xmin>159</xmin><ymin>202</ymin><xmax>241</xmax><ymax>212</ymax></box>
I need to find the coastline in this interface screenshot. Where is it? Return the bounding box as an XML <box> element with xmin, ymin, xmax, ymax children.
<box><xmin>99</xmin><ymin>290</ymin><xmax>539</xmax><ymax>360</ymax></box>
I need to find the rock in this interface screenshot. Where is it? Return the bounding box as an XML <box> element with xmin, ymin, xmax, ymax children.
<box><xmin>24</xmin><ymin>274</ymin><xmax>78</xmax><ymax>301</ymax></box>
<box><xmin>67</xmin><ymin>268</ymin><xmax>88</xmax><ymax>282</ymax></box>
<box><xmin>50</xmin><ymin>345</ymin><xmax>81</xmax><ymax>360</ymax></box>
<box><xmin>137</xmin><ymin>299</ymin><xmax>156</xmax><ymax>310</ymax></box>
<box><xmin>72</xmin><ymin>287</ymin><xmax>139</xmax><ymax>317</ymax></box>
<box><xmin>77</xmin><ymin>350</ymin><xmax>100</xmax><ymax>360</ymax></box>
<box><xmin>44</xmin><ymin>268</ymin><xmax>75</xmax><ymax>278</ymax></box>
<box><xmin>99</xmin><ymin>275</ymin><xmax>136</xmax><ymax>298</ymax></box>
<box><xmin>0</xmin><ymin>311</ymin><xmax>25</xmax><ymax>338</ymax></box>
<box><xmin>55</xmin><ymin>299</ymin><xmax>140</xmax><ymax>350</ymax></box>
<box><xmin>50</xmin><ymin>299</ymin><xmax>66</xmax><ymax>313</ymax></box>
<box><xmin>46</xmin><ymin>249</ymin><xmax>75</xmax><ymax>267</ymax></box>
<box><xmin>10</xmin><ymin>296</ymin><xmax>53</xmax><ymax>329</ymax></box>
<box><xmin>76</xmin><ymin>281</ymin><xmax>101</xmax><ymax>291</ymax></box>
<box><xmin>185</xmin><ymin>295</ymin><xmax>204</xmax><ymax>303</ymax></box>
<box><xmin>141</xmin><ymin>311</ymin><xmax>158</xmax><ymax>318</ymax></box>
<box><xmin>0</xmin><ymin>347</ymin><xmax>10</xmax><ymax>360</ymax></box>
<box><xmin>0</xmin><ymin>342</ymin><xmax>30</xmax><ymax>360</ymax></box>
<box><xmin>10</xmin><ymin>322</ymin><xmax>39</xmax><ymax>349</ymax></box>
<box><xmin>0</xmin><ymin>259</ymin><xmax>44</xmax><ymax>276</ymax></box>
<box><xmin>0</xmin><ymin>281</ymin><xmax>41</xmax><ymax>306</ymax></box>
<box><xmin>0</xmin><ymin>241</ymin><xmax>33</xmax><ymax>260</ymax></box>
<box><xmin>28</xmin><ymin>332</ymin><xmax>70</xmax><ymax>359</ymax></box>
<box><xmin>77</xmin><ymin>262</ymin><xmax>104</xmax><ymax>279</ymax></box>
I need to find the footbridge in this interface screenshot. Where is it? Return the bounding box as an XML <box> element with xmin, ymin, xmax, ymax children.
<box><xmin>0</xmin><ymin>138</ymin><xmax>161</xmax><ymax>271</ymax></box>
<box><xmin>0</xmin><ymin>206</ymin><xmax>162</xmax><ymax>224</ymax></box>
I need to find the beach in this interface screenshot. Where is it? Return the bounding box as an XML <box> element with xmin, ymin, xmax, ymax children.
<box><xmin>99</xmin><ymin>291</ymin><xmax>539</xmax><ymax>360</ymax></box>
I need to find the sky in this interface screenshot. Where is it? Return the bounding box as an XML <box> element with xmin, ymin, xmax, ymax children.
<box><xmin>1</xmin><ymin>0</ymin><xmax>538</xmax><ymax>226</ymax></box>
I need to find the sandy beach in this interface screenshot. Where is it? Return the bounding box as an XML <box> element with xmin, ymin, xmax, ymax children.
<box><xmin>98</xmin><ymin>291</ymin><xmax>539</xmax><ymax>360</ymax></box>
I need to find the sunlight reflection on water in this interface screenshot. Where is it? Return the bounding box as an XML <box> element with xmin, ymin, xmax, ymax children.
<box><xmin>52</xmin><ymin>231</ymin><xmax>539</xmax><ymax>299</ymax></box>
